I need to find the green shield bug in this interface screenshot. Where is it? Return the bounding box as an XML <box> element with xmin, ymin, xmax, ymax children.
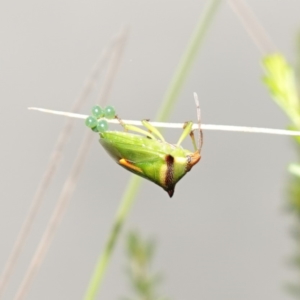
<box><xmin>86</xmin><ymin>98</ymin><xmax>203</xmax><ymax>197</ymax></box>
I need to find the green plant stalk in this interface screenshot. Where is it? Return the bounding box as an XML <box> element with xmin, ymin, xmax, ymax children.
<box><xmin>84</xmin><ymin>177</ymin><xmax>142</xmax><ymax>300</ymax></box>
<box><xmin>83</xmin><ymin>1</ymin><xmax>222</xmax><ymax>299</ymax></box>
<box><xmin>156</xmin><ymin>0</ymin><xmax>222</xmax><ymax>122</ymax></box>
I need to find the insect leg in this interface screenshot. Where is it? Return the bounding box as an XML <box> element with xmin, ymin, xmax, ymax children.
<box><xmin>116</xmin><ymin>115</ymin><xmax>157</xmax><ymax>140</ymax></box>
<box><xmin>141</xmin><ymin>120</ymin><xmax>165</xmax><ymax>142</ymax></box>
<box><xmin>174</xmin><ymin>94</ymin><xmax>203</xmax><ymax>151</ymax></box>
<box><xmin>176</xmin><ymin>121</ymin><xmax>194</xmax><ymax>147</ymax></box>
<box><xmin>189</xmin><ymin>130</ymin><xmax>198</xmax><ymax>152</ymax></box>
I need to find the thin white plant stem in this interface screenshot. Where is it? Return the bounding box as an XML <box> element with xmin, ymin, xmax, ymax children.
<box><xmin>0</xmin><ymin>30</ymin><xmax>120</xmax><ymax>300</ymax></box>
<box><xmin>227</xmin><ymin>0</ymin><xmax>276</xmax><ymax>55</ymax></box>
<box><xmin>13</xmin><ymin>27</ymin><xmax>129</xmax><ymax>300</ymax></box>
<box><xmin>28</xmin><ymin>106</ymin><xmax>300</xmax><ymax>137</ymax></box>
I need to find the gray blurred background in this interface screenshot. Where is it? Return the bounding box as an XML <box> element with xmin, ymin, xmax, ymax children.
<box><xmin>1</xmin><ymin>0</ymin><xmax>300</xmax><ymax>299</ymax></box>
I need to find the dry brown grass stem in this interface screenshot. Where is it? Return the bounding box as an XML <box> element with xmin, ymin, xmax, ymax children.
<box><xmin>13</xmin><ymin>131</ymin><xmax>94</xmax><ymax>300</ymax></box>
<box><xmin>227</xmin><ymin>0</ymin><xmax>276</xmax><ymax>55</ymax></box>
<box><xmin>12</xmin><ymin>27</ymin><xmax>129</xmax><ymax>300</ymax></box>
<box><xmin>1</xmin><ymin>27</ymin><xmax>128</xmax><ymax>300</ymax></box>
<box><xmin>0</xmin><ymin>41</ymin><xmax>112</xmax><ymax>299</ymax></box>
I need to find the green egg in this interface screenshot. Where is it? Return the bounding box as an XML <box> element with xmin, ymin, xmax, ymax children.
<box><xmin>91</xmin><ymin>105</ymin><xmax>104</xmax><ymax>119</ymax></box>
<box><xmin>85</xmin><ymin>116</ymin><xmax>97</xmax><ymax>129</ymax></box>
<box><xmin>97</xmin><ymin>119</ymin><xmax>109</xmax><ymax>132</ymax></box>
<box><xmin>104</xmin><ymin>106</ymin><xmax>116</xmax><ymax>119</ymax></box>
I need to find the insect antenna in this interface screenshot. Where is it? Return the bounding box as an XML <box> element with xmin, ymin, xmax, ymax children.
<box><xmin>193</xmin><ymin>92</ymin><xmax>203</xmax><ymax>153</ymax></box>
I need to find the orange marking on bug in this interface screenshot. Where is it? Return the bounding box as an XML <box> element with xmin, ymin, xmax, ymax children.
<box><xmin>186</xmin><ymin>152</ymin><xmax>201</xmax><ymax>172</ymax></box>
<box><xmin>119</xmin><ymin>158</ymin><xmax>143</xmax><ymax>173</ymax></box>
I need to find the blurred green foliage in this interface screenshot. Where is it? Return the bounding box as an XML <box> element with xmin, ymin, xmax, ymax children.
<box><xmin>263</xmin><ymin>54</ymin><xmax>300</xmax><ymax>127</ymax></box>
<box><xmin>123</xmin><ymin>232</ymin><xmax>169</xmax><ymax>300</ymax></box>
<box><xmin>262</xmin><ymin>49</ymin><xmax>300</xmax><ymax>297</ymax></box>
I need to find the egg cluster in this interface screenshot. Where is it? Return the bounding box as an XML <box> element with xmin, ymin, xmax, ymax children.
<box><xmin>85</xmin><ymin>105</ymin><xmax>116</xmax><ymax>133</ymax></box>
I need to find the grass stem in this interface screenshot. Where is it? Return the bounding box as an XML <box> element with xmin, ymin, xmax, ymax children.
<box><xmin>227</xmin><ymin>0</ymin><xmax>276</xmax><ymax>54</ymax></box>
<box><xmin>29</xmin><ymin>107</ymin><xmax>300</xmax><ymax>137</ymax></box>
<box><xmin>0</xmin><ymin>30</ymin><xmax>118</xmax><ymax>300</ymax></box>
<box><xmin>12</xmin><ymin>27</ymin><xmax>129</xmax><ymax>300</ymax></box>
<box><xmin>83</xmin><ymin>1</ymin><xmax>222</xmax><ymax>299</ymax></box>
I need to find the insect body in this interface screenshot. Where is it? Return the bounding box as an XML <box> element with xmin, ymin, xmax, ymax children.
<box><xmin>100</xmin><ymin>129</ymin><xmax>200</xmax><ymax>197</ymax></box>
<box><xmin>86</xmin><ymin>100</ymin><xmax>203</xmax><ymax>197</ymax></box>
